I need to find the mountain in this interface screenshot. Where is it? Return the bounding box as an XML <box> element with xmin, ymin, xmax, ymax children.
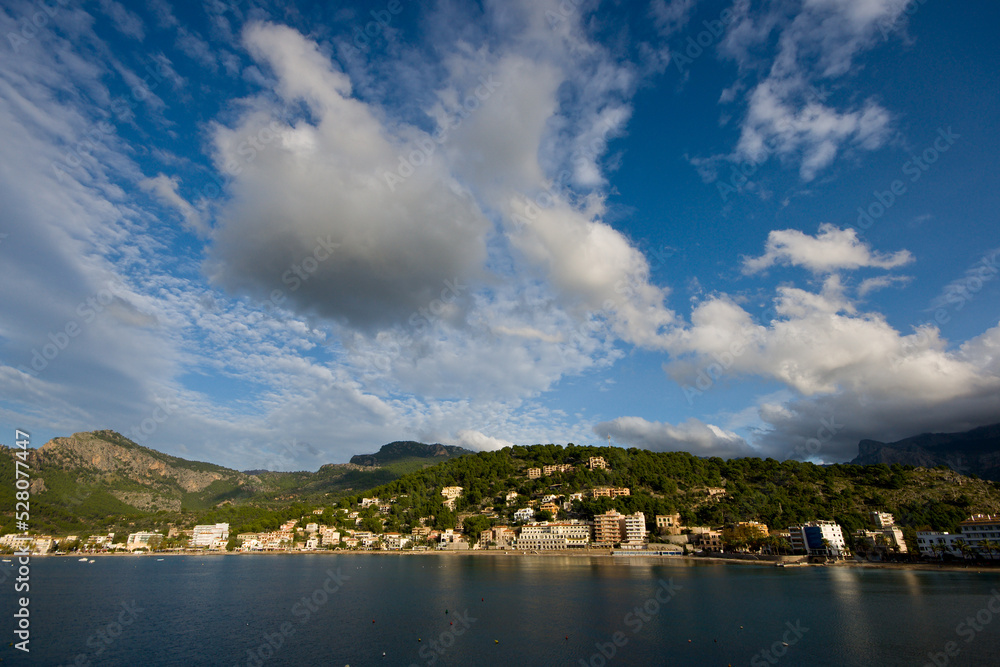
<box><xmin>349</xmin><ymin>441</ymin><xmax>473</xmax><ymax>467</ymax></box>
<box><xmin>850</xmin><ymin>424</ymin><xmax>1000</xmax><ymax>481</ymax></box>
<box><xmin>0</xmin><ymin>431</ymin><xmax>466</xmax><ymax>534</ymax></box>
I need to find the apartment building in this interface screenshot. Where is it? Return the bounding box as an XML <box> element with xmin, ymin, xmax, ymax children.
<box><xmin>788</xmin><ymin>521</ymin><xmax>848</xmax><ymax>558</ymax></box>
<box><xmin>591</xmin><ymin>487</ymin><xmax>630</xmax><ymax>498</ymax></box>
<box><xmin>621</xmin><ymin>512</ymin><xmax>647</xmax><ymax>546</ymax></box>
<box><xmin>588</xmin><ymin>456</ymin><xmax>608</xmax><ymax>470</ymax></box>
<box><xmin>516</xmin><ymin>521</ymin><xmax>593</xmax><ymax>550</ymax></box>
<box><xmin>126</xmin><ymin>532</ymin><xmax>163</xmax><ymax>551</ymax></box>
<box><xmin>479</xmin><ymin>526</ymin><xmax>517</xmax><ymax>549</ymax></box>
<box><xmin>655</xmin><ymin>514</ymin><xmax>683</xmax><ymax>535</ymax></box>
<box><xmin>527</xmin><ymin>468</ymin><xmax>542</xmax><ymax>479</ymax></box>
<box><xmin>192</xmin><ymin>523</ymin><xmax>230</xmax><ymax>548</ymax></box>
<box><xmin>917</xmin><ymin>514</ymin><xmax>1000</xmax><ymax>559</ymax></box>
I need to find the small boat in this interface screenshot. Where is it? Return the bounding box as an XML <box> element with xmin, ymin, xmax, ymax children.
<box><xmin>78</xmin><ymin>557</ymin><xmax>88</xmax><ymax>562</ymax></box>
<box><xmin>156</xmin><ymin>558</ymin><xmax>164</xmax><ymax>561</ymax></box>
<box><xmin>88</xmin><ymin>559</ymin><xmax>95</xmax><ymax>563</ymax></box>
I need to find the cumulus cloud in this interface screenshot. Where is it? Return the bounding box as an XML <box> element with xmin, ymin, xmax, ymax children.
<box><xmin>742</xmin><ymin>223</ymin><xmax>912</xmax><ymax>274</ymax></box>
<box><xmin>205</xmin><ymin>22</ymin><xmax>492</xmax><ymax>331</ymax></box>
<box><xmin>716</xmin><ymin>0</ymin><xmax>911</xmax><ymax>180</ymax></box>
<box><xmin>452</xmin><ymin>429</ymin><xmax>516</xmax><ymax>451</ymax></box>
<box><xmin>594</xmin><ymin>416</ymin><xmax>755</xmax><ymax>458</ymax></box>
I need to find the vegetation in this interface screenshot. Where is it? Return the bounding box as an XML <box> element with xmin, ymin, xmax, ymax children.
<box><xmin>3</xmin><ymin>436</ymin><xmax>1000</xmax><ymax>551</ymax></box>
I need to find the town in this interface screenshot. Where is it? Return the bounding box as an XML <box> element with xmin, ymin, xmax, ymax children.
<box><xmin>4</xmin><ymin>456</ymin><xmax>999</xmax><ymax>564</ymax></box>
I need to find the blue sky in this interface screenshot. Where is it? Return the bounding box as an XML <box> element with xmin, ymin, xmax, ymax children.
<box><xmin>2</xmin><ymin>0</ymin><xmax>998</xmax><ymax>471</ymax></box>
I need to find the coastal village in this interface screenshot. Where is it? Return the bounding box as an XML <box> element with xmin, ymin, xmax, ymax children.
<box><xmin>4</xmin><ymin>456</ymin><xmax>1000</xmax><ymax>563</ymax></box>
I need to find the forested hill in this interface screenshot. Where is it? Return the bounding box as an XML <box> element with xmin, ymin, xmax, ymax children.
<box><xmin>358</xmin><ymin>443</ymin><xmax>1000</xmax><ymax>536</ymax></box>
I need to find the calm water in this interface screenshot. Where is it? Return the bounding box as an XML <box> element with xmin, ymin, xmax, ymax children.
<box><xmin>1</xmin><ymin>554</ymin><xmax>999</xmax><ymax>666</ymax></box>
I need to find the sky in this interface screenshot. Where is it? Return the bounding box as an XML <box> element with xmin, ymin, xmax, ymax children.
<box><xmin>1</xmin><ymin>0</ymin><xmax>998</xmax><ymax>471</ymax></box>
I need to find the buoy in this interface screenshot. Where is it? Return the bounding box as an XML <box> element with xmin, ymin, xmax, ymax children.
<box><xmin>495</xmin><ymin>640</ymin><xmax>499</xmax><ymax>644</ymax></box>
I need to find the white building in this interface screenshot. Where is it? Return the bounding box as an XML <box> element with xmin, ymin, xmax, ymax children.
<box><xmin>382</xmin><ymin>533</ymin><xmax>411</xmax><ymax>550</ymax></box>
<box><xmin>126</xmin><ymin>532</ymin><xmax>163</xmax><ymax>551</ymax></box>
<box><xmin>515</xmin><ymin>521</ymin><xmax>592</xmax><ymax>550</ymax></box>
<box><xmin>917</xmin><ymin>515</ymin><xmax>1000</xmax><ymax>560</ymax></box>
<box><xmin>787</xmin><ymin>521</ymin><xmax>848</xmax><ymax>557</ymax></box>
<box><xmin>622</xmin><ymin>512</ymin><xmax>647</xmax><ymax>546</ymax></box>
<box><xmin>513</xmin><ymin>507</ymin><xmax>535</xmax><ymax>522</ymax></box>
<box><xmin>192</xmin><ymin>523</ymin><xmax>230</xmax><ymax>548</ymax></box>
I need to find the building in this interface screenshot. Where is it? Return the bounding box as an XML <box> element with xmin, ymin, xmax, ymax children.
<box><xmin>592</xmin><ymin>510</ymin><xmax>646</xmax><ymax>546</ymax></box>
<box><xmin>437</xmin><ymin>529</ymin><xmax>469</xmax><ymax>550</ymax></box>
<box><xmin>382</xmin><ymin>533</ymin><xmax>411</xmax><ymax>550</ymax></box>
<box><xmin>320</xmin><ymin>528</ymin><xmax>341</xmax><ymax>546</ymax></box>
<box><xmin>733</xmin><ymin>521</ymin><xmax>769</xmax><ymax>540</ymax></box>
<box><xmin>588</xmin><ymin>456</ymin><xmax>608</xmax><ymax>470</ymax></box>
<box><xmin>441</xmin><ymin>486</ymin><xmax>463</xmax><ymax>509</ymax></box>
<box><xmin>505</xmin><ymin>491</ymin><xmax>519</xmax><ymax>505</ymax></box>
<box><xmin>788</xmin><ymin>521</ymin><xmax>848</xmax><ymax>558</ymax></box>
<box><xmin>192</xmin><ymin>523</ymin><xmax>230</xmax><ymax>548</ymax></box>
<box><xmin>540</xmin><ymin>501</ymin><xmax>561</xmax><ymax>517</ymax></box>
<box><xmin>516</xmin><ymin>521</ymin><xmax>592</xmax><ymax>549</ymax></box>
<box><xmin>594</xmin><ymin>510</ymin><xmax>625</xmax><ymax>545</ymax></box>
<box><xmin>513</xmin><ymin>507</ymin><xmax>535</xmax><ymax>522</ymax></box>
<box><xmin>693</xmin><ymin>530</ymin><xmax>723</xmax><ymax>552</ymax></box>
<box><xmin>527</xmin><ymin>467</ymin><xmax>542</xmax><ymax>479</ymax></box>
<box><xmin>126</xmin><ymin>532</ymin><xmax>163</xmax><ymax>552</ymax></box>
<box><xmin>870</xmin><ymin>511</ymin><xmax>896</xmax><ymax>529</ymax></box>
<box><xmin>479</xmin><ymin>526</ymin><xmax>517</xmax><ymax>549</ymax></box>
<box><xmin>917</xmin><ymin>514</ymin><xmax>1000</xmax><ymax>560</ymax></box>
<box><xmin>259</xmin><ymin>530</ymin><xmax>294</xmax><ymax>550</ymax></box>
<box><xmin>0</xmin><ymin>534</ymin><xmax>35</xmax><ymax>552</ymax></box>
<box><xmin>705</xmin><ymin>487</ymin><xmax>727</xmax><ymax>499</ymax></box>
<box><xmin>591</xmin><ymin>487</ymin><xmax>630</xmax><ymax>498</ymax></box>
<box><xmin>360</xmin><ymin>497</ymin><xmax>380</xmax><ymax>508</ymax></box>
<box><xmin>542</xmin><ymin>463</ymin><xmax>574</xmax><ymax>476</ymax></box>
<box><xmin>621</xmin><ymin>513</ymin><xmax>647</xmax><ymax>546</ymax></box>
<box><xmin>855</xmin><ymin>527</ymin><xmax>908</xmax><ymax>554</ymax></box>
<box><xmin>655</xmin><ymin>514</ymin><xmax>683</xmax><ymax>535</ymax></box>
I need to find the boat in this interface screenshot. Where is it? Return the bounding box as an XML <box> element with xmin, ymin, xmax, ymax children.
<box><xmin>78</xmin><ymin>557</ymin><xmax>88</xmax><ymax>562</ymax></box>
<box><xmin>88</xmin><ymin>559</ymin><xmax>94</xmax><ymax>563</ymax></box>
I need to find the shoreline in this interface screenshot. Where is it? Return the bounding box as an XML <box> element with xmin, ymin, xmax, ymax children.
<box><xmin>28</xmin><ymin>549</ymin><xmax>999</xmax><ymax>573</ymax></box>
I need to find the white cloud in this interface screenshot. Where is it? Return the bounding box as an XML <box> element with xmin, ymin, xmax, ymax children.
<box><xmin>594</xmin><ymin>416</ymin><xmax>755</xmax><ymax>458</ymax></box>
<box><xmin>140</xmin><ymin>174</ymin><xmax>207</xmax><ymax>236</ymax></box>
<box><xmin>717</xmin><ymin>0</ymin><xmax>911</xmax><ymax>180</ymax></box>
<box><xmin>742</xmin><ymin>223</ymin><xmax>912</xmax><ymax>274</ymax></box>
<box><xmin>452</xmin><ymin>429</ymin><xmax>516</xmax><ymax>451</ymax></box>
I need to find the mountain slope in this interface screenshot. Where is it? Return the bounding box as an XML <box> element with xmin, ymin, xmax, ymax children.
<box><xmin>349</xmin><ymin>441</ymin><xmax>473</xmax><ymax>467</ymax></box>
<box><xmin>850</xmin><ymin>424</ymin><xmax>1000</xmax><ymax>481</ymax></box>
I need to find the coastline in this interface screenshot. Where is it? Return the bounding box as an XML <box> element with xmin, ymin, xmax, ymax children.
<box><xmin>32</xmin><ymin>549</ymin><xmax>999</xmax><ymax>572</ymax></box>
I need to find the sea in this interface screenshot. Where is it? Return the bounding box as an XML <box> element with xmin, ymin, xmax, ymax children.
<box><xmin>1</xmin><ymin>554</ymin><xmax>999</xmax><ymax>666</ymax></box>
